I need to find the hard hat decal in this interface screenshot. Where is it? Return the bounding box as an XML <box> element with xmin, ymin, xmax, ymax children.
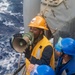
<box><xmin>31</xmin><ymin>18</ymin><xmax>36</xmax><ymax>23</ymax></box>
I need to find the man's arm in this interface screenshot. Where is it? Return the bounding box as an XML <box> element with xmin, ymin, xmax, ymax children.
<box><xmin>30</xmin><ymin>45</ymin><xmax>53</xmax><ymax>65</ymax></box>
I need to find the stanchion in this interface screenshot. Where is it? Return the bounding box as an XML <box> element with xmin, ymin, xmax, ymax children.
<box><xmin>13</xmin><ymin>63</ymin><xmax>25</xmax><ymax>75</ymax></box>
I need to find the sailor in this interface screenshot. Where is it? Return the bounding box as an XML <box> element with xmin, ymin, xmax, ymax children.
<box><xmin>25</xmin><ymin>15</ymin><xmax>55</xmax><ymax>75</ymax></box>
<box><xmin>30</xmin><ymin>65</ymin><xmax>55</xmax><ymax>75</ymax></box>
<box><xmin>55</xmin><ymin>38</ymin><xmax>75</xmax><ymax>75</ymax></box>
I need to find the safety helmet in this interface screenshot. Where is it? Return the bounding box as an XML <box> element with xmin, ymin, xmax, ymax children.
<box><xmin>55</xmin><ymin>38</ymin><xmax>75</xmax><ymax>56</ymax></box>
<box><xmin>55</xmin><ymin>37</ymin><xmax>63</xmax><ymax>52</ymax></box>
<box><xmin>31</xmin><ymin>65</ymin><xmax>55</xmax><ymax>75</ymax></box>
<box><xmin>28</xmin><ymin>16</ymin><xmax>48</xmax><ymax>30</ymax></box>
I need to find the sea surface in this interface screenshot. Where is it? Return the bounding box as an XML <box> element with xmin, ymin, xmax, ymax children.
<box><xmin>0</xmin><ymin>0</ymin><xmax>25</xmax><ymax>75</ymax></box>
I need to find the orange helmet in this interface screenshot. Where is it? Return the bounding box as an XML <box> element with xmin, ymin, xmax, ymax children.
<box><xmin>28</xmin><ymin>16</ymin><xmax>48</xmax><ymax>30</ymax></box>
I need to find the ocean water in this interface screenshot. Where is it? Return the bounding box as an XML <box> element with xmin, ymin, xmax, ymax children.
<box><xmin>0</xmin><ymin>0</ymin><xmax>25</xmax><ymax>75</ymax></box>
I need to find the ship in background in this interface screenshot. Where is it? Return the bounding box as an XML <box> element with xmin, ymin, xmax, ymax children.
<box><xmin>23</xmin><ymin>0</ymin><xmax>75</xmax><ymax>45</ymax></box>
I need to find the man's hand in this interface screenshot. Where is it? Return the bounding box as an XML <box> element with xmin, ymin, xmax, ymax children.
<box><xmin>27</xmin><ymin>64</ymin><xmax>35</xmax><ymax>72</ymax></box>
